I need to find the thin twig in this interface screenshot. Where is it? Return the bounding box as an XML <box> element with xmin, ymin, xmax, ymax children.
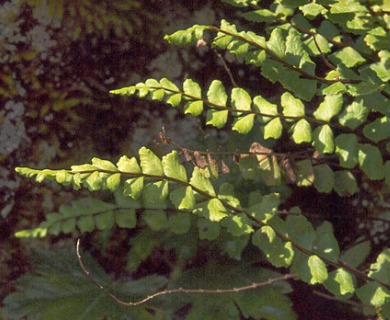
<box><xmin>313</xmin><ymin>34</ymin><xmax>336</xmax><ymax>70</ymax></box>
<box><xmin>213</xmin><ymin>49</ymin><xmax>238</xmax><ymax>87</ymax></box>
<box><xmin>77</xmin><ymin>239</ymin><xmax>296</xmax><ymax>307</ymax></box>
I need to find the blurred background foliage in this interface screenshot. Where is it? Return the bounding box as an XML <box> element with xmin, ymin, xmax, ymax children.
<box><xmin>0</xmin><ymin>0</ymin><xmax>222</xmax><ymax>304</ymax></box>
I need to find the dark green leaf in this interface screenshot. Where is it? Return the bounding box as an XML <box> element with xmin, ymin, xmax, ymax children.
<box><xmin>358</xmin><ymin>144</ymin><xmax>384</xmax><ymax>180</ymax></box>
<box><xmin>335</xmin><ymin>134</ymin><xmax>359</xmax><ymax>168</ymax></box>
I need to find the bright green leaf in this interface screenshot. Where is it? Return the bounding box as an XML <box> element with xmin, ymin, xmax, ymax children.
<box><xmin>232</xmin><ymin>114</ymin><xmax>255</xmax><ymax>134</ymax></box>
<box><xmin>91</xmin><ymin>158</ymin><xmax>117</xmax><ymax>171</ymax></box>
<box><xmin>190</xmin><ymin>167</ymin><xmax>216</xmax><ymax>197</ymax></box>
<box><xmin>162</xmin><ymin>151</ymin><xmax>187</xmax><ymax>181</ymax></box>
<box><xmin>312</xmin><ymin>124</ymin><xmax>334</xmax><ymax>153</ymax></box>
<box><xmin>264</xmin><ymin>118</ymin><xmax>283</xmax><ymax>139</ymax></box>
<box><xmin>314</xmin><ymin>95</ymin><xmax>343</xmax><ymax>121</ymax></box>
<box><xmin>117</xmin><ymin>156</ymin><xmax>141</xmax><ymax>174</ymax></box>
<box><xmin>206</xmin><ymin>109</ymin><xmax>229</xmax><ymax>128</ymax></box>
<box><xmin>308</xmin><ymin>255</ymin><xmax>328</xmax><ymax>284</ymax></box>
<box><xmin>184</xmin><ymin>101</ymin><xmax>203</xmax><ymax>116</ymax></box>
<box><xmin>338</xmin><ymin>100</ymin><xmax>368</xmax><ymax>130</ymax></box>
<box><xmin>281</xmin><ymin>92</ymin><xmax>305</xmax><ymax>119</ymax></box>
<box><xmin>170</xmin><ymin>186</ymin><xmax>195</xmax><ymax>210</ymax></box>
<box><xmin>267</xmin><ymin>28</ymin><xmax>285</xmax><ymax>59</ymax></box>
<box><xmin>207</xmin><ymin>80</ymin><xmax>228</xmax><ymax>106</ymax></box>
<box><xmin>329</xmin><ymin>47</ymin><xmax>366</xmax><ymax>67</ymax></box>
<box><xmin>292</xmin><ymin>119</ymin><xmax>311</xmax><ymax>144</ymax></box>
<box><xmin>183</xmin><ymin>78</ymin><xmax>202</xmax><ymax>98</ymax></box>
<box><xmin>106</xmin><ymin>173</ymin><xmax>121</xmax><ymax>192</ymax></box>
<box><xmin>139</xmin><ymin>147</ymin><xmax>163</xmax><ymax>176</ymax></box>
<box><xmin>124</xmin><ymin>177</ymin><xmax>144</xmax><ymax>200</ymax></box>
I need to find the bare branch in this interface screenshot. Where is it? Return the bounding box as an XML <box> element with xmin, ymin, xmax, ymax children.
<box><xmin>77</xmin><ymin>239</ymin><xmax>296</xmax><ymax>307</ymax></box>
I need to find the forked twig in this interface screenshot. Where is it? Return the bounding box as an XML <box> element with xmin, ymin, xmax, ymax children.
<box><xmin>76</xmin><ymin>239</ymin><xmax>296</xmax><ymax>307</ymax></box>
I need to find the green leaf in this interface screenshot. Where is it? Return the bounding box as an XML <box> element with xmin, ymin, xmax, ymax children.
<box><xmin>164</xmin><ymin>25</ymin><xmax>207</xmax><ymax>45</ymax></box>
<box><xmin>162</xmin><ymin>150</ymin><xmax>188</xmax><ymax>181</ymax></box>
<box><xmin>242</xmin><ymin>8</ymin><xmax>276</xmax><ymax>22</ymax></box>
<box><xmin>341</xmin><ymin>241</ymin><xmax>371</xmax><ymax>268</ymax></box>
<box><xmin>197</xmin><ymin>218</ymin><xmax>220</xmax><ymax>240</ymax></box>
<box><xmin>106</xmin><ymin>173</ymin><xmax>121</xmax><ymax>192</ymax></box>
<box><xmin>286</xmin><ymin>214</ymin><xmax>316</xmax><ymax>248</ymax></box>
<box><xmin>333</xmin><ymin>170</ymin><xmax>358</xmax><ymax>196</ymax></box>
<box><xmin>300</xmin><ymin>3</ymin><xmax>326</xmax><ymax>19</ymax></box>
<box><xmin>232</xmin><ymin>114</ymin><xmax>255</xmax><ymax>134</ymax></box>
<box><xmin>312</xmin><ymin>124</ymin><xmax>334</xmax><ymax>153</ymax></box>
<box><xmin>281</xmin><ymin>92</ymin><xmax>305</xmax><ymax>119</ymax></box>
<box><xmin>357</xmin><ymin>282</ymin><xmax>390</xmax><ymax>307</ymax></box>
<box><xmin>313</xmin><ymin>95</ymin><xmax>343</xmax><ymax>121</ymax></box>
<box><xmin>77</xmin><ymin>215</ymin><xmax>95</xmax><ymax>233</ymax></box>
<box><xmin>168</xmin><ymin>213</ymin><xmax>191</xmax><ymax>234</ymax></box>
<box><xmin>117</xmin><ymin>156</ymin><xmax>141</xmax><ymax>174</ymax></box>
<box><xmin>329</xmin><ymin>47</ymin><xmax>366</xmax><ymax>67</ymax></box>
<box><xmin>190</xmin><ymin>167</ymin><xmax>216</xmax><ymax>197</ymax></box>
<box><xmin>231</xmin><ymin>87</ymin><xmax>252</xmax><ymax>113</ymax></box>
<box><xmin>170</xmin><ymin>186</ymin><xmax>195</xmax><ymax>210</ymax></box>
<box><xmin>368</xmin><ymin>249</ymin><xmax>390</xmax><ymax>284</ymax></box>
<box><xmin>321</xmin><ymin>82</ymin><xmax>347</xmax><ymax>95</ymax></box>
<box><xmin>139</xmin><ymin>147</ymin><xmax>163</xmax><ymax>176</ymax></box>
<box><xmin>124</xmin><ymin>177</ymin><xmax>144</xmax><ymax>200</ymax></box>
<box><xmin>335</xmin><ymin>134</ymin><xmax>359</xmax><ymax>169</ymax></box>
<box><xmin>324</xmin><ymin>268</ymin><xmax>355</xmax><ymax>297</ymax></box>
<box><xmin>291</xmin><ymin>119</ymin><xmax>311</xmax><ymax>144</ymax></box>
<box><xmin>91</xmin><ymin>158</ymin><xmax>117</xmax><ymax>171</ymax></box>
<box><xmin>295</xmin><ymin>159</ymin><xmax>315</xmax><ymax>187</ymax></box>
<box><xmin>142</xmin><ymin>210</ymin><xmax>168</xmax><ymax>231</ymax></box>
<box><xmin>264</xmin><ymin>118</ymin><xmax>283</xmax><ymax>139</ymax></box>
<box><xmin>183</xmin><ymin>78</ymin><xmax>202</xmax><ymax>98</ymax></box>
<box><xmin>363</xmin><ymin>116</ymin><xmax>390</xmax><ymax>143</ymax></box>
<box><xmin>85</xmin><ymin>171</ymin><xmax>103</xmax><ymax>191</ymax></box>
<box><xmin>253</xmin><ymin>96</ymin><xmax>278</xmax><ymax>123</ymax></box>
<box><xmin>206</xmin><ymin>109</ymin><xmax>229</xmax><ymax>128</ymax></box>
<box><xmin>194</xmin><ymin>198</ymin><xmax>228</xmax><ymax>222</ymax></box>
<box><xmin>338</xmin><ymin>100</ymin><xmax>368</xmax><ymax>130</ymax></box>
<box><xmin>143</xmin><ymin>181</ymin><xmax>169</xmax><ymax>209</ymax></box>
<box><xmin>95</xmin><ymin>212</ymin><xmax>115</xmax><ymax>230</ymax></box>
<box><xmin>115</xmin><ymin>209</ymin><xmax>136</xmax><ymax>229</ymax></box>
<box><xmin>308</xmin><ymin>255</ymin><xmax>328</xmax><ymax>284</ymax></box>
<box><xmin>334</xmin><ymin>268</ymin><xmax>355</xmax><ymax>295</ymax></box>
<box><xmin>207</xmin><ymin>80</ymin><xmax>228</xmax><ymax>106</ymax></box>
<box><xmin>358</xmin><ymin>144</ymin><xmax>384</xmax><ymax>180</ymax></box>
<box><xmin>267</xmin><ymin>28</ymin><xmax>285</xmax><ymax>59</ymax></box>
<box><xmin>291</xmin><ymin>251</ymin><xmax>311</xmax><ymax>283</ymax></box>
<box><xmin>222</xmin><ymin>214</ymin><xmax>253</xmax><ymax>237</ymax></box>
<box><xmin>252</xmin><ymin>228</ymin><xmax>294</xmax><ymax>268</ymax></box>
<box><xmin>314</xmin><ymin>222</ymin><xmax>340</xmax><ymax>262</ymax></box>
<box><xmin>247</xmin><ymin>193</ymin><xmax>280</xmax><ymax>222</ymax></box>
<box><xmin>184</xmin><ymin>101</ymin><xmax>203</xmax><ymax>116</ymax></box>
<box><xmin>313</xmin><ymin>164</ymin><xmax>334</xmax><ymax>193</ymax></box>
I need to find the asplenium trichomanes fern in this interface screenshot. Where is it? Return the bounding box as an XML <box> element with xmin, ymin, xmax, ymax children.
<box><xmin>11</xmin><ymin>0</ymin><xmax>390</xmax><ymax>319</ymax></box>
